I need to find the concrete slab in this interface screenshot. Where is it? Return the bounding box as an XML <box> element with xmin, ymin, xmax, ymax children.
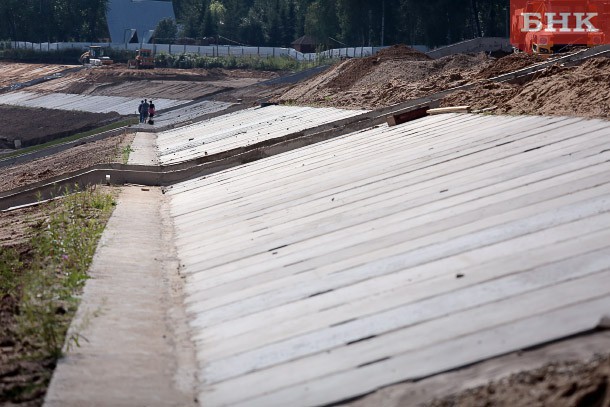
<box><xmin>44</xmin><ymin>187</ymin><xmax>197</xmax><ymax>407</ymax></box>
<box><xmin>156</xmin><ymin>105</ymin><xmax>365</xmax><ymax>164</ymax></box>
<box><xmin>131</xmin><ymin>100</ymin><xmax>233</xmax><ymax>131</ymax></box>
<box><xmin>128</xmin><ymin>132</ymin><xmax>159</xmax><ymax>165</ymax></box>
<box><xmin>346</xmin><ymin>331</ymin><xmax>610</xmax><ymax>407</ymax></box>
<box><xmin>0</xmin><ymin>91</ymin><xmax>187</xmax><ymax>115</ymax></box>
<box><xmin>165</xmin><ymin>113</ymin><xmax>610</xmax><ymax>406</ymax></box>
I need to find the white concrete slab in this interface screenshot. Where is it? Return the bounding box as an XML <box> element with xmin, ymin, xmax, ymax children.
<box><xmin>141</xmin><ymin>100</ymin><xmax>233</xmax><ymax>129</ymax></box>
<box><xmin>166</xmin><ymin>113</ymin><xmax>610</xmax><ymax>406</ymax></box>
<box><xmin>0</xmin><ymin>90</ymin><xmax>188</xmax><ymax>115</ymax></box>
<box><xmin>156</xmin><ymin>105</ymin><xmax>365</xmax><ymax>164</ymax></box>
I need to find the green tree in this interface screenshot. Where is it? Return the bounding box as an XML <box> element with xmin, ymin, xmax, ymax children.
<box><xmin>154</xmin><ymin>17</ymin><xmax>178</xmax><ymax>44</ymax></box>
<box><xmin>304</xmin><ymin>0</ymin><xmax>339</xmax><ymax>48</ymax></box>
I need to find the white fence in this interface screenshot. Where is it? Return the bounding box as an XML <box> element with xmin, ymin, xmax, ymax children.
<box><xmin>8</xmin><ymin>41</ymin><xmax>430</xmax><ymax>61</ymax></box>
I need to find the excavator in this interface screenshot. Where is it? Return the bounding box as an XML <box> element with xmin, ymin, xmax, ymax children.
<box><xmin>79</xmin><ymin>45</ymin><xmax>114</xmax><ymax>66</ymax></box>
<box><xmin>512</xmin><ymin>0</ymin><xmax>609</xmax><ymax>55</ymax></box>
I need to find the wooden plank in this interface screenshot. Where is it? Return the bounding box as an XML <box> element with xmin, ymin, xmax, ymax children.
<box><xmin>175</xmin><ymin>141</ymin><xmax>610</xmax><ymax>267</ymax></box>
<box><xmin>176</xmin><ymin>147</ymin><xmax>608</xmax><ymax>296</ymax></box>
<box><xmin>386</xmin><ymin>106</ymin><xmax>429</xmax><ymax>127</ymax></box>
<box><xmin>164</xmin><ymin>113</ymin><xmax>610</xmax><ymax>407</ymax></box>
<box><xmin>427</xmin><ymin>106</ymin><xmax>471</xmax><ymax>115</ymax></box>
<box><xmin>181</xmin><ymin>166</ymin><xmax>610</xmax><ymax>303</ymax></box>
<box><xmin>157</xmin><ymin>106</ymin><xmax>364</xmax><ymax>164</ymax></box>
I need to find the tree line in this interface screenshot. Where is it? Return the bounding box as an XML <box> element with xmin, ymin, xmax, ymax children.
<box><xmin>173</xmin><ymin>0</ymin><xmax>509</xmax><ymax>48</ymax></box>
<box><xmin>0</xmin><ymin>0</ymin><xmax>109</xmax><ymax>43</ymax></box>
<box><xmin>0</xmin><ymin>0</ymin><xmax>509</xmax><ymax>48</ymax></box>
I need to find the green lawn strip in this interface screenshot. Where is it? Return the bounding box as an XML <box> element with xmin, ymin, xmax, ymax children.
<box><xmin>1</xmin><ymin>119</ymin><xmax>137</xmax><ymax>160</ymax></box>
<box><xmin>0</xmin><ymin>186</ymin><xmax>117</xmax><ymax>403</ymax></box>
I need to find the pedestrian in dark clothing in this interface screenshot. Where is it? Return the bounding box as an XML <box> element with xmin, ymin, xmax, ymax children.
<box><xmin>138</xmin><ymin>100</ymin><xmax>145</xmax><ymax>123</ymax></box>
<box><xmin>143</xmin><ymin>99</ymin><xmax>150</xmax><ymax>123</ymax></box>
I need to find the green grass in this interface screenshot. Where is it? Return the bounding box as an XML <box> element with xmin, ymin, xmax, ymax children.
<box><xmin>121</xmin><ymin>145</ymin><xmax>135</xmax><ymax>164</ymax></box>
<box><xmin>1</xmin><ymin>119</ymin><xmax>137</xmax><ymax>160</ymax></box>
<box><xmin>153</xmin><ymin>52</ymin><xmax>327</xmax><ymax>71</ymax></box>
<box><xmin>1</xmin><ymin>186</ymin><xmax>117</xmax><ymax>359</ymax></box>
<box><xmin>0</xmin><ymin>247</ymin><xmax>22</xmax><ymax>296</ymax></box>
<box><xmin>0</xmin><ymin>186</ymin><xmax>116</xmax><ymax>403</ymax></box>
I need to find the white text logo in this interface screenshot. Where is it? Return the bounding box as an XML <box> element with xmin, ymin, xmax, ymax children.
<box><xmin>521</xmin><ymin>13</ymin><xmax>599</xmax><ymax>32</ymax></box>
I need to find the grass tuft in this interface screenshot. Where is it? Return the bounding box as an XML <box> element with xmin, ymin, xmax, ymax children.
<box><xmin>1</xmin><ymin>186</ymin><xmax>116</xmax><ymax>359</ymax></box>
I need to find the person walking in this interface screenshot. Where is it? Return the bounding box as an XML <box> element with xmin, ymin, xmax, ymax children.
<box><xmin>138</xmin><ymin>100</ymin><xmax>145</xmax><ymax>123</ymax></box>
<box><xmin>148</xmin><ymin>100</ymin><xmax>156</xmax><ymax>124</ymax></box>
<box><xmin>142</xmin><ymin>99</ymin><xmax>150</xmax><ymax>123</ymax></box>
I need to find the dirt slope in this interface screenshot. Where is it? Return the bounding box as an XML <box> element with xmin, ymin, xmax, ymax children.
<box><xmin>275</xmin><ymin>45</ymin><xmax>493</xmax><ymax>109</ymax></box>
<box><xmin>0</xmin><ymin>62</ymin><xmax>73</xmax><ymax>88</ymax></box>
<box><xmin>424</xmin><ymin>354</ymin><xmax>610</xmax><ymax>407</ymax></box>
<box><xmin>442</xmin><ymin>56</ymin><xmax>610</xmax><ymax>119</ymax></box>
<box><xmin>0</xmin><ymin>105</ymin><xmax>121</xmax><ymax>148</ymax></box>
<box><xmin>30</xmin><ymin>65</ymin><xmax>278</xmax><ymax>100</ymax></box>
<box><xmin>0</xmin><ymin>132</ymin><xmax>133</xmax><ymax>193</ymax></box>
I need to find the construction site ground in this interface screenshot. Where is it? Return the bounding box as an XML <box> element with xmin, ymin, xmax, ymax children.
<box><xmin>0</xmin><ymin>61</ymin><xmax>282</xmax><ymax>149</ymax></box>
<box><xmin>1</xmin><ymin>46</ymin><xmax>610</xmax><ymax>406</ymax></box>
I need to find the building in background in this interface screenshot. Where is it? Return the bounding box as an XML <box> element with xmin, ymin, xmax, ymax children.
<box><xmin>291</xmin><ymin>35</ymin><xmax>318</xmax><ymax>53</ymax></box>
<box><xmin>106</xmin><ymin>0</ymin><xmax>176</xmax><ymax>44</ymax></box>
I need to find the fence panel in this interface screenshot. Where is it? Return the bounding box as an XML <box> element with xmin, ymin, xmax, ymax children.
<box><xmin>8</xmin><ymin>41</ymin><xmax>434</xmax><ymax>61</ymax></box>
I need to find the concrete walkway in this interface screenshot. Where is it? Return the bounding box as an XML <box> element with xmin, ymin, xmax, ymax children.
<box><xmin>44</xmin><ymin>186</ymin><xmax>197</xmax><ymax>407</ymax></box>
<box><xmin>128</xmin><ymin>132</ymin><xmax>159</xmax><ymax>165</ymax></box>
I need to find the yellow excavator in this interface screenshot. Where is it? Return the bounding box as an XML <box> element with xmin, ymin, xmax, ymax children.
<box><xmin>79</xmin><ymin>46</ymin><xmax>114</xmax><ymax>66</ymax></box>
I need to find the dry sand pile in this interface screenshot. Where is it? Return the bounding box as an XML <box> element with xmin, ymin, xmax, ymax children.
<box><xmin>442</xmin><ymin>56</ymin><xmax>610</xmax><ymax>119</ymax></box>
<box><xmin>278</xmin><ymin>46</ymin><xmax>610</xmax><ymax>120</ymax></box>
<box><xmin>276</xmin><ymin>45</ymin><xmax>492</xmax><ymax>109</ymax></box>
<box><xmin>476</xmin><ymin>53</ymin><xmax>547</xmax><ymax>79</ymax></box>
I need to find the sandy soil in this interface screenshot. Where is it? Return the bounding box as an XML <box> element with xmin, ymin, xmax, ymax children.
<box><xmin>442</xmin><ymin>56</ymin><xmax>610</xmax><ymax>119</ymax></box>
<box><xmin>0</xmin><ymin>62</ymin><xmax>74</xmax><ymax>88</ymax></box>
<box><xmin>275</xmin><ymin>45</ymin><xmax>493</xmax><ymax>109</ymax></box>
<box><xmin>30</xmin><ymin>65</ymin><xmax>279</xmax><ymax>100</ymax></box>
<box><xmin>424</xmin><ymin>354</ymin><xmax>610</xmax><ymax>407</ymax></box>
<box><xmin>276</xmin><ymin>47</ymin><xmax>610</xmax><ymax>121</ymax></box>
<box><xmin>475</xmin><ymin>53</ymin><xmax>547</xmax><ymax>79</ymax></box>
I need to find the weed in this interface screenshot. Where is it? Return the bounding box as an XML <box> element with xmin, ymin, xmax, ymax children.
<box><xmin>122</xmin><ymin>145</ymin><xmax>135</xmax><ymax>164</ymax></box>
<box><xmin>10</xmin><ymin>186</ymin><xmax>116</xmax><ymax>358</ymax></box>
<box><xmin>0</xmin><ymin>247</ymin><xmax>22</xmax><ymax>297</ymax></box>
